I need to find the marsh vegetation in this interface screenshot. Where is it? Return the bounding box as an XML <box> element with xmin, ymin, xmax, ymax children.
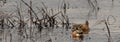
<box><xmin>0</xmin><ymin>0</ymin><xmax>120</xmax><ymax>42</ymax></box>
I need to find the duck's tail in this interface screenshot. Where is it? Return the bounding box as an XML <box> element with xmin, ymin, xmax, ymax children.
<box><xmin>85</xmin><ymin>20</ymin><xmax>89</xmax><ymax>26</ymax></box>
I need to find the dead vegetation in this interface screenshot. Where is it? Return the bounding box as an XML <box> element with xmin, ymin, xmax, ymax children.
<box><xmin>94</xmin><ymin>15</ymin><xmax>117</xmax><ymax>42</ymax></box>
<box><xmin>0</xmin><ymin>0</ymin><xmax>70</xmax><ymax>42</ymax></box>
<box><xmin>0</xmin><ymin>0</ymin><xmax>118</xmax><ymax>42</ymax></box>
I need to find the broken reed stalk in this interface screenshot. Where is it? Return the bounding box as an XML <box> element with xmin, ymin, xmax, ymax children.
<box><xmin>37</xmin><ymin>8</ymin><xmax>62</xmax><ymax>22</ymax></box>
<box><xmin>94</xmin><ymin>0</ymin><xmax>99</xmax><ymax>19</ymax></box>
<box><xmin>7</xmin><ymin>18</ymin><xmax>15</xmax><ymax>28</ymax></box>
<box><xmin>87</xmin><ymin>0</ymin><xmax>93</xmax><ymax>19</ymax></box>
<box><xmin>0</xmin><ymin>15</ymin><xmax>5</xmax><ymax>42</ymax></box>
<box><xmin>65</xmin><ymin>15</ymin><xmax>69</xmax><ymax>30</ymax></box>
<box><xmin>63</xmin><ymin>2</ymin><xmax>66</xmax><ymax>14</ymax></box>
<box><xmin>1</xmin><ymin>18</ymin><xmax>4</xmax><ymax>29</ymax></box>
<box><xmin>17</xmin><ymin>2</ymin><xmax>26</xmax><ymax>42</ymax></box>
<box><xmin>29</xmin><ymin>0</ymin><xmax>34</xmax><ymax>42</ymax></box>
<box><xmin>104</xmin><ymin>20</ymin><xmax>112</xmax><ymax>42</ymax></box>
<box><xmin>60</xmin><ymin>0</ymin><xmax>70</xmax><ymax>30</ymax></box>
<box><xmin>41</xmin><ymin>8</ymin><xmax>49</xmax><ymax>27</ymax></box>
<box><xmin>112</xmin><ymin>0</ymin><xmax>114</xmax><ymax>8</ymax></box>
<box><xmin>0</xmin><ymin>13</ymin><xmax>5</xmax><ymax>29</ymax></box>
<box><xmin>87</xmin><ymin>0</ymin><xmax>99</xmax><ymax>19</ymax></box>
<box><xmin>61</xmin><ymin>12</ymin><xmax>69</xmax><ymax>30</ymax></box>
<box><xmin>21</xmin><ymin>0</ymin><xmax>39</xmax><ymax>20</ymax></box>
<box><xmin>29</xmin><ymin>0</ymin><xmax>33</xmax><ymax>23</ymax></box>
<box><xmin>10</xmin><ymin>33</ymin><xmax>12</xmax><ymax>42</ymax></box>
<box><xmin>41</xmin><ymin>2</ymin><xmax>48</xmax><ymax>11</ymax></box>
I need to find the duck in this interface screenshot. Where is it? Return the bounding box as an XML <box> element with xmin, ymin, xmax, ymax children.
<box><xmin>72</xmin><ymin>20</ymin><xmax>89</xmax><ymax>39</ymax></box>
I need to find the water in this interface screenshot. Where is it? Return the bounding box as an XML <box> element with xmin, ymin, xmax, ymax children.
<box><xmin>0</xmin><ymin>0</ymin><xmax>120</xmax><ymax>42</ymax></box>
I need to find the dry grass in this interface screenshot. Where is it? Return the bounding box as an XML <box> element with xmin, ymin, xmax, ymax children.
<box><xmin>0</xmin><ymin>0</ymin><xmax>117</xmax><ymax>42</ymax></box>
<box><xmin>93</xmin><ymin>15</ymin><xmax>116</xmax><ymax>42</ymax></box>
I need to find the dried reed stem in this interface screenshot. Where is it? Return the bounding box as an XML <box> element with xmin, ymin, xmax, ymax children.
<box><xmin>105</xmin><ymin>20</ymin><xmax>112</xmax><ymax>42</ymax></box>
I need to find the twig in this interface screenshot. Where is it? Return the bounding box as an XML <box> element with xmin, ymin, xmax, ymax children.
<box><xmin>104</xmin><ymin>20</ymin><xmax>112</xmax><ymax>42</ymax></box>
<box><xmin>21</xmin><ymin>0</ymin><xmax>39</xmax><ymax>20</ymax></box>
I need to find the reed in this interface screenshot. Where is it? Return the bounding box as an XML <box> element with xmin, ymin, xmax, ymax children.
<box><xmin>104</xmin><ymin>20</ymin><xmax>112</xmax><ymax>42</ymax></box>
<box><xmin>87</xmin><ymin>0</ymin><xmax>99</xmax><ymax>19</ymax></box>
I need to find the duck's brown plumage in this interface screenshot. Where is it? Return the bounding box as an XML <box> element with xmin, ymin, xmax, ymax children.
<box><xmin>80</xmin><ymin>20</ymin><xmax>89</xmax><ymax>34</ymax></box>
<box><xmin>72</xmin><ymin>30</ymin><xmax>83</xmax><ymax>40</ymax></box>
<box><xmin>72</xmin><ymin>20</ymin><xmax>89</xmax><ymax>39</ymax></box>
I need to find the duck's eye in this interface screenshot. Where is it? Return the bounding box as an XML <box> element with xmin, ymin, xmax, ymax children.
<box><xmin>76</xmin><ymin>27</ymin><xmax>79</xmax><ymax>30</ymax></box>
<box><xmin>79</xmin><ymin>32</ymin><xmax>83</xmax><ymax>34</ymax></box>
